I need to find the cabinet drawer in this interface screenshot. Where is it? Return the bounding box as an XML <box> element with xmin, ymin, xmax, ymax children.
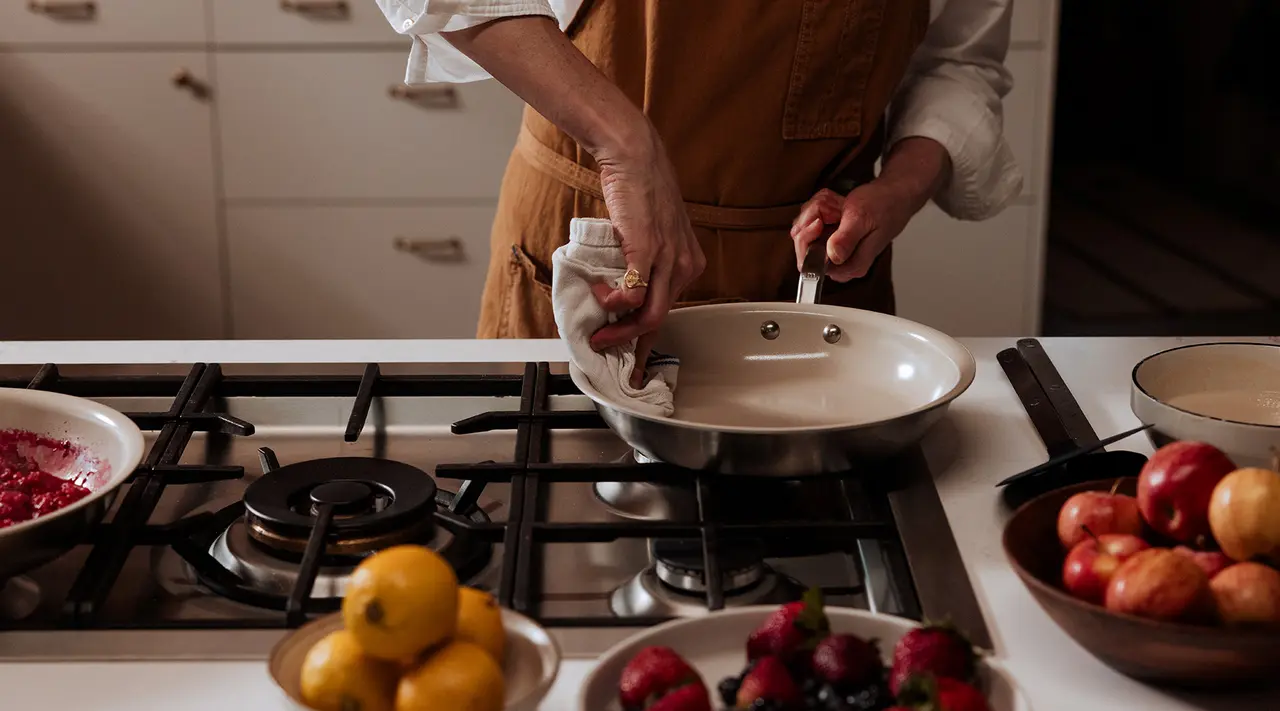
<box><xmin>0</xmin><ymin>0</ymin><xmax>206</xmax><ymax>45</ymax></box>
<box><xmin>212</xmin><ymin>0</ymin><xmax>402</xmax><ymax>45</ymax></box>
<box><xmin>0</xmin><ymin>52</ymin><xmax>222</xmax><ymax>339</ymax></box>
<box><xmin>217</xmin><ymin>52</ymin><xmax>524</xmax><ymax>200</ymax></box>
<box><xmin>1004</xmin><ymin>49</ymin><xmax>1042</xmax><ymax>198</ymax></box>
<box><xmin>1011</xmin><ymin>0</ymin><xmax>1045</xmax><ymax>45</ymax></box>
<box><xmin>227</xmin><ymin>205</ymin><xmax>496</xmax><ymax>338</ymax></box>
<box><xmin>893</xmin><ymin>203</ymin><xmax>1036</xmax><ymax>336</ymax></box>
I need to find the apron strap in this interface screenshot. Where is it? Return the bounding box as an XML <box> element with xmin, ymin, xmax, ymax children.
<box><xmin>515</xmin><ymin>125</ymin><xmax>807</xmax><ymax>231</ymax></box>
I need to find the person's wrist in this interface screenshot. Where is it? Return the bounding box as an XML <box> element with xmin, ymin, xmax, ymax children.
<box><xmin>877</xmin><ymin>136</ymin><xmax>950</xmax><ymax>211</ymax></box>
<box><xmin>582</xmin><ymin>98</ymin><xmax>657</xmax><ymax>167</ymax></box>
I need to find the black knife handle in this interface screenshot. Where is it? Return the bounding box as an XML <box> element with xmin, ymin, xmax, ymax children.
<box><xmin>998</xmin><ymin>348</ymin><xmax>1076</xmax><ymax>458</ymax></box>
<box><xmin>1016</xmin><ymin>339</ymin><xmax>1101</xmax><ymax>449</ymax></box>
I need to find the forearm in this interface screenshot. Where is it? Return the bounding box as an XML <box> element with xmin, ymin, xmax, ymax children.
<box><xmin>443</xmin><ymin>16</ymin><xmax>650</xmax><ymax>160</ymax></box>
<box><xmin>877</xmin><ymin>136</ymin><xmax>951</xmax><ymax>213</ymax></box>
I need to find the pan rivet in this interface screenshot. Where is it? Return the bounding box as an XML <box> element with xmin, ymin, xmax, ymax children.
<box><xmin>822</xmin><ymin>324</ymin><xmax>842</xmax><ymax>344</ymax></box>
<box><xmin>761</xmin><ymin>321</ymin><xmax>780</xmax><ymax>340</ymax></box>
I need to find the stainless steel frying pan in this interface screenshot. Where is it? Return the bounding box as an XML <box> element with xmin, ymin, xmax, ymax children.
<box><xmin>569</xmin><ymin>234</ymin><xmax>977</xmax><ymax>476</ymax></box>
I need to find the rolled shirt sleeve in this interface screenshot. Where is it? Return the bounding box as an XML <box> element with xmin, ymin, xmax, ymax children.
<box><xmin>375</xmin><ymin>0</ymin><xmax>562</xmax><ymax>84</ymax></box>
<box><xmin>888</xmin><ymin>0</ymin><xmax>1025</xmax><ymax>221</ymax></box>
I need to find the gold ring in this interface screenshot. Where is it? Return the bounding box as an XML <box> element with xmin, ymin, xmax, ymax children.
<box><xmin>623</xmin><ymin>268</ymin><xmax>649</xmax><ymax>289</ymax></box>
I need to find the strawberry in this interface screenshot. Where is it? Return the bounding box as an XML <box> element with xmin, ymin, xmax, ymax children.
<box><xmin>810</xmin><ymin>633</ymin><xmax>882</xmax><ymax>689</ymax></box>
<box><xmin>745</xmin><ymin>587</ymin><xmax>831</xmax><ymax>662</ymax></box>
<box><xmin>897</xmin><ymin>675</ymin><xmax>990</xmax><ymax>711</ymax></box>
<box><xmin>888</xmin><ymin>622</ymin><xmax>977</xmax><ymax>695</ymax></box>
<box><xmin>647</xmin><ymin>680</ymin><xmax>712</xmax><ymax>711</ymax></box>
<box><xmin>619</xmin><ymin>646</ymin><xmax>702</xmax><ymax>710</ymax></box>
<box><xmin>735</xmin><ymin>655</ymin><xmax>801</xmax><ymax>709</ymax></box>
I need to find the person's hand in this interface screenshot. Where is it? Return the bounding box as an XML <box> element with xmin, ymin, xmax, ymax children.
<box><xmin>790</xmin><ymin>137</ymin><xmax>950</xmax><ymax>282</ymax></box>
<box><xmin>588</xmin><ymin>123</ymin><xmax>705</xmax><ymax>386</ymax></box>
<box><xmin>789</xmin><ymin>182</ymin><xmax>916</xmax><ymax>282</ymax></box>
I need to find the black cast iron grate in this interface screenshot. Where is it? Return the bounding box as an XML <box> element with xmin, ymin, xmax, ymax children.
<box><xmin>5</xmin><ymin>361</ymin><xmax>922</xmax><ymax>631</ymax></box>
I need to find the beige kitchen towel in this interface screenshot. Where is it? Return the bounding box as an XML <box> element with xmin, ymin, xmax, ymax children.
<box><xmin>551</xmin><ymin>218</ymin><xmax>679</xmax><ymax>418</ymax></box>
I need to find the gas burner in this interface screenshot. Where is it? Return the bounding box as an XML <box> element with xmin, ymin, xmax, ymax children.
<box><xmin>243</xmin><ymin>457</ymin><xmax>438</xmax><ymax>557</ymax></box>
<box><xmin>653</xmin><ymin>538</ymin><xmax>766</xmax><ymax>594</ymax></box>
<box><xmin>181</xmin><ymin>458</ymin><xmax>496</xmax><ymax>609</ymax></box>
<box><xmin>593</xmin><ymin>481</ymin><xmax>696</xmax><ymax>521</ymax></box>
<box><xmin>208</xmin><ymin>489</ymin><xmax>489</xmax><ymax>600</ymax></box>
<box><xmin>609</xmin><ymin>539</ymin><xmax>802</xmax><ymax>618</ymax></box>
<box><xmin>594</xmin><ymin>452</ymin><xmax>696</xmax><ymax>521</ymax></box>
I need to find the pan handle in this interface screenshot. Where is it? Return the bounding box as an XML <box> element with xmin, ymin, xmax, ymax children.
<box><xmin>796</xmin><ymin>225</ymin><xmax>835</xmax><ymax>304</ymax></box>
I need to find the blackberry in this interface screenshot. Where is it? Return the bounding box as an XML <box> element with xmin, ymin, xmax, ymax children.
<box><xmin>844</xmin><ymin>681</ymin><xmax>892</xmax><ymax>711</ymax></box>
<box><xmin>717</xmin><ymin>676</ymin><xmax>742</xmax><ymax>707</ymax></box>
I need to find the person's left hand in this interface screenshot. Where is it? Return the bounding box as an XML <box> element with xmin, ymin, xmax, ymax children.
<box><xmin>790</xmin><ymin>137</ymin><xmax>950</xmax><ymax>282</ymax></box>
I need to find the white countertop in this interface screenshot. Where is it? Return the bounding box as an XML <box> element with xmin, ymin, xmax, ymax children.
<box><xmin>1</xmin><ymin>337</ymin><xmax>1277</xmax><ymax>711</ymax></box>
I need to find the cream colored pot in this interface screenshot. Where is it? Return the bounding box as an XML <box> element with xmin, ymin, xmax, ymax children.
<box><xmin>1131</xmin><ymin>341</ymin><xmax>1280</xmax><ymax>468</ymax></box>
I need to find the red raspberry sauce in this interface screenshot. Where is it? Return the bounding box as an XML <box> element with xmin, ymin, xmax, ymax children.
<box><xmin>0</xmin><ymin>430</ymin><xmax>93</xmax><ymax>529</ymax></box>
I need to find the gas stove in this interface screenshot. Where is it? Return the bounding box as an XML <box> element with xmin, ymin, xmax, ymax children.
<box><xmin>0</xmin><ymin>361</ymin><xmax>988</xmax><ymax>660</ymax></box>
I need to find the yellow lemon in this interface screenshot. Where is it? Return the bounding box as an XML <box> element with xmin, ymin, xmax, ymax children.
<box><xmin>456</xmin><ymin>587</ymin><xmax>506</xmax><ymax>664</ymax></box>
<box><xmin>342</xmin><ymin>545</ymin><xmax>459</xmax><ymax>660</ymax></box>
<box><xmin>395</xmin><ymin>641</ymin><xmax>505</xmax><ymax>711</ymax></box>
<box><xmin>299</xmin><ymin>629</ymin><xmax>397</xmax><ymax>711</ymax></box>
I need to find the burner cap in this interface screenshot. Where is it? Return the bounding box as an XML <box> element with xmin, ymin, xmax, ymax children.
<box><xmin>652</xmin><ymin>538</ymin><xmax>766</xmax><ymax>594</ymax></box>
<box><xmin>244</xmin><ymin>457</ymin><xmax>438</xmax><ymax>556</ymax></box>
<box><xmin>309</xmin><ymin>480</ymin><xmax>375</xmax><ymax>513</ymax></box>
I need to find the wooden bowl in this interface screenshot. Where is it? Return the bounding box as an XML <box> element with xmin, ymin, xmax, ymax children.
<box><xmin>1002</xmin><ymin>477</ymin><xmax>1280</xmax><ymax>689</ymax></box>
<box><xmin>268</xmin><ymin>609</ymin><xmax>560</xmax><ymax>711</ymax></box>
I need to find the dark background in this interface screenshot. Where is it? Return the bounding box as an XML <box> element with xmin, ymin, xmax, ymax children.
<box><xmin>1043</xmin><ymin>1</ymin><xmax>1280</xmax><ymax>335</ymax></box>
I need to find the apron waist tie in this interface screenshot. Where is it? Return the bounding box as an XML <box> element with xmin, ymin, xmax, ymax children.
<box><xmin>515</xmin><ymin>124</ymin><xmax>806</xmax><ymax>231</ymax></box>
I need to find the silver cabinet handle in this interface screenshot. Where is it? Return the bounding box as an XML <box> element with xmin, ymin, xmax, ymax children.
<box><xmin>27</xmin><ymin>1</ymin><xmax>96</xmax><ymax>18</ymax></box>
<box><xmin>388</xmin><ymin>85</ymin><xmax>459</xmax><ymax>109</ymax></box>
<box><xmin>171</xmin><ymin>68</ymin><xmax>211</xmax><ymax>100</ymax></box>
<box><xmin>393</xmin><ymin>237</ymin><xmax>465</xmax><ymax>263</ymax></box>
<box><xmin>280</xmin><ymin>0</ymin><xmax>349</xmax><ymax>14</ymax></box>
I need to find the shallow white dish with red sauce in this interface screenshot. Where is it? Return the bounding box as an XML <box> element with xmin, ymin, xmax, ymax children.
<box><xmin>0</xmin><ymin>388</ymin><xmax>144</xmax><ymax>577</ymax></box>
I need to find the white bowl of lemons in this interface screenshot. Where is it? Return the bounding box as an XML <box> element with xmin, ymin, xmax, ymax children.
<box><xmin>268</xmin><ymin>545</ymin><xmax>561</xmax><ymax>711</ymax></box>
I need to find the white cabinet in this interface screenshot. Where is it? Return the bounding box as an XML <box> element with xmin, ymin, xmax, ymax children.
<box><xmin>0</xmin><ymin>0</ymin><xmax>207</xmax><ymax>45</ymax></box>
<box><xmin>0</xmin><ymin>52</ymin><xmax>223</xmax><ymax>339</ymax></box>
<box><xmin>216</xmin><ymin>52</ymin><xmax>523</xmax><ymax>201</ymax></box>
<box><xmin>1005</xmin><ymin>49</ymin><xmax>1043</xmax><ymax>197</ymax></box>
<box><xmin>894</xmin><ymin>205</ymin><xmax>1036</xmax><ymax>337</ymax></box>
<box><xmin>211</xmin><ymin>0</ymin><xmax>404</xmax><ymax>45</ymax></box>
<box><xmin>226</xmin><ymin>205</ymin><xmax>495</xmax><ymax>338</ymax></box>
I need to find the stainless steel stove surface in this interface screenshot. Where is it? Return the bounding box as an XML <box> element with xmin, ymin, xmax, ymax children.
<box><xmin>0</xmin><ymin>361</ymin><xmax>988</xmax><ymax>660</ymax></box>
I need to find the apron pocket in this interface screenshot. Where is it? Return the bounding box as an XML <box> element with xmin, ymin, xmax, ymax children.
<box><xmin>783</xmin><ymin>0</ymin><xmax>889</xmax><ymax>140</ymax></box>
<box><xmin>501</xmin><ymin>245</ymin><xmax>557</xmax><ymax>338</ymax></box>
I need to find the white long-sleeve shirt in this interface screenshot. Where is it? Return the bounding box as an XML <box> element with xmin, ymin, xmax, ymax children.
<box><xmin>375</xmin><ymin>0</ymin><xmax>1023</xmax><ymax>221</ymax></box>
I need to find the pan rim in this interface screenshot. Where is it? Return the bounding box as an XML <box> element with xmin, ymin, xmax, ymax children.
<box><xmin>570</xmin><ymin>303</ymin><xmax>977</xmax><ymax>435</ymax></box>
<box><xmin>0</xmin><ymin>387</ymin><xmax>145</xmax><ymax>538</ymax></box>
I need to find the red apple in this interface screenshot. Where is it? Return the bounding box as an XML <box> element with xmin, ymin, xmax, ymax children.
<box><xmin>1105</xmin><ymin>548</ymin><xmax>1213</xmax><ymax>622</ymax></box>
<box><xmin>1057</xmin><ymin>491</ymin><xmax>1144</xmax><ymax>549</ymax></box>
<box><xmin>1062</xmin><ymin>533</ymin><xmax>1150</xmax><ymax>604</ymax></box>
<box><xmin>1172</xmin><ymin>546</ymin><xmax>1232</xmax><ymax>579</ymax></box>
<box><xmin>1137</xmin><ymin>441</ymin><xmax>1236</xmax><ymax>543</ymax></box>
<box><xmin>1209</xmin><ymin>562</ymin><xmax>1280</xmax><ymax>624</ymax></box>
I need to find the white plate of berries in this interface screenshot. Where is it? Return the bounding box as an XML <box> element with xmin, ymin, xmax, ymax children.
<box><xmin>579</xmin><ymin>590</ymin><xmax>1029</xmax><ymax>711</ymax></box>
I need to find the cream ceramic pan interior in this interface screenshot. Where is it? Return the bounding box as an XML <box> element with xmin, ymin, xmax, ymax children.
<box><xmin>1132</xmin><ymin>342</ymin><xmax>1280</xmax><ymax>426</ymax></box>
<box><xmin>589</xmin><ymin>303</ymin><xmax>976</xmax><ymax>432</ymax></box>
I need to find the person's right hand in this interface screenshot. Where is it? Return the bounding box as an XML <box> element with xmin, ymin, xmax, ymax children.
<box><xmin>588</xmin><ymin>122</ymin><xmax>705</xmax><ymax>386</ymax></box>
